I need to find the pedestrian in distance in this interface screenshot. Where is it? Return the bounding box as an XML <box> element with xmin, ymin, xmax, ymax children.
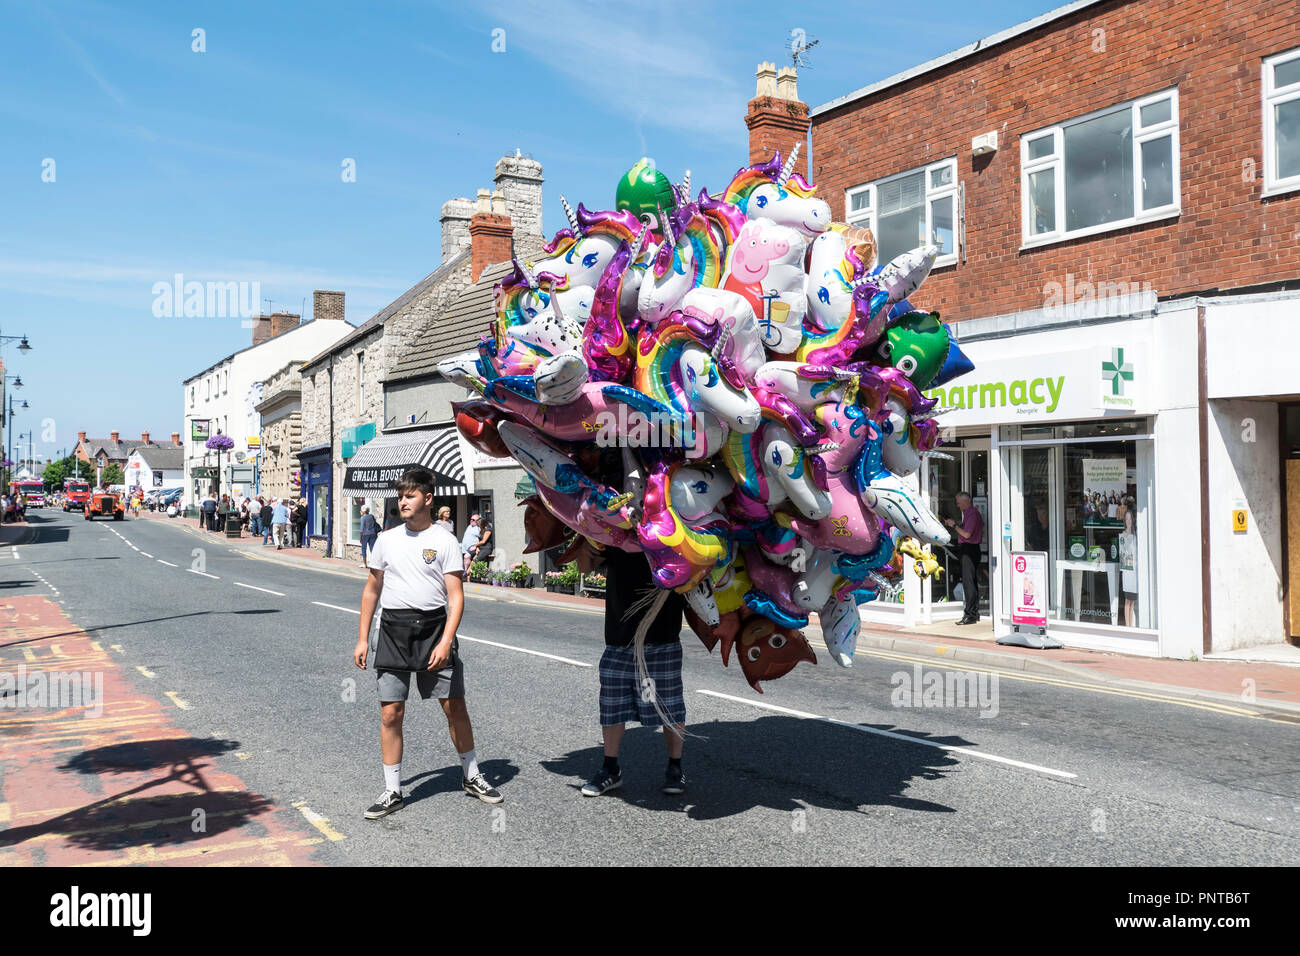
<box><xmin>353</xmin><ymin>468</ymin><xmax>502</xmax><ymax>819</ymax></box>
<box><xmin>460</xmin><ymin>513</ymin><xmax>480</xmax><ymax>572</ymax></box>
<box><xmin>435</xmin><ymin>506</ymin><xmax>454</xmax><ymax>536</ymax></box>
<box><xmin>944</xmin><ymin>491</ymin><xmax>985</xmax><ymax>625</ymax></box>
<box><xmin>290</xmin><ymin>498</ymin><xmax>307</xmax><ymax>547</ymax></box>
<box><xmin>359</xmin><ymin>504</ymin><xmax>379</xmax><ymax>568</ymax></box>
<box><xmin>385</xmin><ymin>506</ymin><xmax>400</xmax><ymax>531</ymax></box>
<box><xmin>271</xmin><ymin>497</ymin><xmax>289</xmax><ymax>550</ymax></box>
<box><xmin>249</xmin><ymin>496</ymin><xmax>263</xmax><ymax>537</ymax></box>
<box><xmin>202</xmin><ymin>492</ymin><xmax>218</xmax><ymax>532</ymax></box>
<box><xmin>260</xmin><ymin>498</ymin><xmax>274</xmax><ymax>546</ymax></box>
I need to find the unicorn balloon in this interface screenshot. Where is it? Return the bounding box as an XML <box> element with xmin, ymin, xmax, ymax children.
<box><xmin>450</xmin><ymin>151</ymin><xmax>976</xmax><ymax>691</ymax></box>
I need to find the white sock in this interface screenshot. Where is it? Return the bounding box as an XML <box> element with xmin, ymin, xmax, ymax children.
<box><xmin>384</xmin><ymin>762</ymin><xmax>401</xmax><ymax>795</ymax></box>
<box><xmin>459</xmin><ymin>749</ymin><xmax>479</xmax><ymax>780</ymax></box>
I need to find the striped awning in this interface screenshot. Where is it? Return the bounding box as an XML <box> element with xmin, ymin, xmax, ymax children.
<box><xmin>341</xmin><ymin>427</ymin><xmax>467</xmax><ymax>495</ymax></box>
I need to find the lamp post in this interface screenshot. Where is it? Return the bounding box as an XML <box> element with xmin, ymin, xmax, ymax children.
<box><xmin>4</xmin><ymin>379</ymin><xmax>27</xmax><ymax>487</ymax></box>
<box><xmin>0</xmin><ymin>332</ymin><xmax>32</xmax><ymax>486</ymax></box>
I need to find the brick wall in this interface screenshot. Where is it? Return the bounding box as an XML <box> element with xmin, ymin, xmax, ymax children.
<box><xmin>810</xmin><ymin>0</ymin><xmax>1300</xmax><ymax>322</ymax></box>
<box><xmin>313</xmin><ymin>290</ymin><xmax>346</xmax><ymax>323</ymax></box>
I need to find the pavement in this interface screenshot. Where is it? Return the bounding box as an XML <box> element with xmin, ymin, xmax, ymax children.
<box><xmin>140</xmin><ymin>508</ymin><xmax>1300</xmax><ymax>714</ymax></box>
<box><xmin>3</xmin><ymin>508</ymin><xmax>1297</xmax><ymax>866</ymax></box>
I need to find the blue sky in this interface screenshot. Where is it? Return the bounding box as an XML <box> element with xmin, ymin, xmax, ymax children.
<box><xmin>1</xmin><ymin>0</ymin><xmax>1053</xmax><ymax>462</ymax></box>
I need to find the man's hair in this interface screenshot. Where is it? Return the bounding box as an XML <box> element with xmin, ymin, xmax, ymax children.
<box><xmin>396</xmin><ymin>468</ymin><xmax>436</xmax><ymax>499</ymax></box>
<box><xmin>957</xmin><ymin>490</ymin><xmax>972</xmax><ymax>500</ymax></box>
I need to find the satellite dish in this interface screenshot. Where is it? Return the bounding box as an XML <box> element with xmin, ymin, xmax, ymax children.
<box><xmin>234</xmin><ymin>452</ymin><xmax>246</xmax><ymax>463</ymax></box>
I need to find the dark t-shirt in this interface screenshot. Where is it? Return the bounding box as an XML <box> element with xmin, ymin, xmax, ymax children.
<box><xmin>259</xmin><ymin>505</ymin><xmax>273</xmax><ymax>524</ymax></box>
<box><xmin>476</xmin><ymin>520</ymin><xmax>495</xmax><ymax>556</ymax></box>
<box><xmin>603</xmin><ymin>548</ymin><xmax>684</xmax><ymax>648</ymax></box>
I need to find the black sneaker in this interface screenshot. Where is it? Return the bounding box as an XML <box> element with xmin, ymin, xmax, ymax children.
<box><xmin>581</xmin><ymin>766</ymin><xmax>623</xmax><ymax>797</ymax></box>
<box><xmin>462</xmin><ymin>773</ymin><xmax>504</xmax><ymax>804</ymax></box>
<box><xmin>364</xmin><ymin>790</ymin><xmax>403</xmax><ymax>820</ymax></box>
<box><xmin>663</xmin><ymin>765</ymin><xmax>687</xmax><ymax>795</ymax></box>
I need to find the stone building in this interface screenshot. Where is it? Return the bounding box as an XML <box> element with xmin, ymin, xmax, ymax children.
<box><xmin>255</xmin><ymin>361</ymin><xmax>306</xmax><ymax>502</ymax></box>
<box><xmin>297</xmin><ymin>151</ymin><xmax>545</xmax><ymax>560</ymax></box>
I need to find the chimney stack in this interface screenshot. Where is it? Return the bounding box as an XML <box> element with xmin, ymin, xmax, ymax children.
<box><xmin>745</xmin><ymin>62</ymin><xmax>810</xmax><ymax>181</ymax></box>
<box><xmin>171</xmin><ymin>432</ymin><xmax>181</xmax><ymax>445</ymax></box>
<box><xmin>469</xmin><ymin>188</ymin><xmax>514</xmax><ymax>282</ymax></box>
<box><xmin>440</xmin><ymin>198</ymin><xmax>475</xmax><ymax>262</ymax></box>
<box><xmin>493</xmin><ymin>151</ymin><xmax>544</xmax><ymax>239</ymax></box>
<box><xmin>110</xmin><ymin>430</ymin><xmax>120</xmax><ymax>444</ymax></box>
<box><xmin>313</xmin><ymin>290</ymin><xmax>346</xmax><ymax>322</ymax></box>
<box><xmin>270</xmin><ymin>311</ymin><xmax>300</xmax><ymax>337</ymax></box>
<box><xmin>78</xmin><ymin>431</ymin><xmax>87</xmax><ymax>443</ymax></box>
<box><xmin>252</xmin><ymin>314</ymin><xmax>273</xmax><ymax>346</ymax></box>
<box><xmin>141</xmin><ymin>431</ymin><xmax>151</xmax><ymax>445</ymax></box>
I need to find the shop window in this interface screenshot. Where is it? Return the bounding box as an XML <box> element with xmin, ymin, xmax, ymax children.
<box><xmin>311</xmin><ymin>484</ymin><xmax>328</xmax><ymax>538</ymax></box>
<box><xmin>1021</xmin><ymin>90</ymin><xmax>1179</xmax><ymax>248</ymax></box>
<box><xmin>1264</xmin><ymin>47</ymin><xmax>1300</xmax><ymax>196</ymax></box>
<box><xmin>348</xmin><ymin>496</ymin><xmax>383</xmax><ymax>543</ymax></box>
<box><xmin>1001</xmin><ymin>421</ymin><xmax>1156</xmax><ymax>630</ymax></box>
<box><xmin>845</xmin><ymin>158</ymin><xmax>959</xmax><ymax>268</ymax></box>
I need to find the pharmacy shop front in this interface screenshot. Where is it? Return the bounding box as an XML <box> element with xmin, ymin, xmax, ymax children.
<box><xmin>892</xmin><ymin>316</ymin><xmax>1186</xmax><ymax>658</ymax></box>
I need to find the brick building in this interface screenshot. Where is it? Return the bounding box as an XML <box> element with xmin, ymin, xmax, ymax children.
<box><xmin>796</xmin><ymin>0</ymin><xmax>1300</xmax><ymax>656</ymax></box>
<box><xmin>297</xmin><ymin>151</ymin><xmax>546</xmax><ymax>561</ymax></box>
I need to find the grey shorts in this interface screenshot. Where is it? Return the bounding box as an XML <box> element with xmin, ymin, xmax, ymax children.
<box><xmin>375</xmin><ymin>641</ymin><xmax>465</xmax><ymax>702</ymax></box>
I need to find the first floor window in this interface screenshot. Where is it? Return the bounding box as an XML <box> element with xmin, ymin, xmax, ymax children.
<box><xmin>845</xmin><ymin>157</ymin><xmax>959</xmax><ymax>268</ymax></box>
<box><xmin>1022</xmin><ymin>90</ymin><xmax>1179</xmax><ymax>246</ymax></box>
<box><xmin>1264</xmin><ymin>47</ymin><xmax>1300</xmax><ymax>195</ymax></box>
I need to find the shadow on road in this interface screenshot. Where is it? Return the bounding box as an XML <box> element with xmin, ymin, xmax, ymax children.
<box><xmin>401</xmin><ymin>758</ymin><xmax>521</xmax><ymax>806</ymax></box>
<box><xmin>541</xmin><ymin>716</ymin><xmax>960</xmax><ymax>821</ymax></box>
<box><xmin>0</xmin><ymin>737</ymin><xmax>275</xmax><ymax>852</ymax></box>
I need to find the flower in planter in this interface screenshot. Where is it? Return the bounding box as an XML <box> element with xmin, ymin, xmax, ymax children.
<box><xmin>509</xmin><ymin>562</ymin><xmax>532</xmax><ymax>586</ymax></box>
<box><xmin>205</xmin><ymin>434</ymin><xmax>235</xmax><ymax>452</ymax></box>
<box><xmin>583</xmin><ymin>572</ymin><xmax>607</xmax><ymax>590</ymax></box>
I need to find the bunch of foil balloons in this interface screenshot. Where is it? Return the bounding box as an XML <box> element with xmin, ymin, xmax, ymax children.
<box><xmin>441</xmin><ymin>149</ymin><xmax>974</xmax><ymax>691</ymax></box>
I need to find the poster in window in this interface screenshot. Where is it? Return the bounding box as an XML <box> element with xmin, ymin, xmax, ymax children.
<box><xmin>1081</xmin><ymin>457</ymin><xmax>1126</xmax><ymax>527</ymax></box>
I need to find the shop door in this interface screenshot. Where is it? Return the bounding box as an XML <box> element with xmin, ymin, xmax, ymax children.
<box><xmin>1284</xmin><ymin>404</ymin><xmax>1300</xmax><ymax>641</ymax></box>
<box><xmin>924</xmin><ymin>438</ymin><xmax>990</xmax><ymax>610</ymax></box>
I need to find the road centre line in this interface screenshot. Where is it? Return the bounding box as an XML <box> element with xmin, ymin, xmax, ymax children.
<box><xmin>696</xmin><ymin>689</ymin><xmax>1078</xmax><ymax>780</ymax></box>
<box><xmin>140</xmin><ymin>551</ymin><xmax>153</xmax><ymax>558</ymax></box>
<box><xmin>235</xmin><ymin>582</ymin><xmax>286</xmax><ymax>596</ymax></box>
<box><xmin>186</xmin><ymin>569</ymin><xmax>219</xmax><ymax>579</ymax></box>
<box><xmin>157</xmin><ymin>559</ymin><xmax>178</xmax><ymax>567</ymax></box>
<box><xmin>458</xmin><ymin>634</ymin><xmax>591</xmax><ymax>668</ymax></box>
<box><xmin>313</xmin><ymin>601</ymin><xmax>360</xmax><ymax>615</ymax></box>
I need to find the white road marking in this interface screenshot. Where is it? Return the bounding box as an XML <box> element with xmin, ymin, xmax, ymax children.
<box><xmin>140</xmin><ymin>551</ymin><xmax>153</xmax><ymax>558</ymax></box>
<box><xmin>186</xmin><ymin>568</ymin><xmax>219</xmax><ymax>579</ymax></box>
<box><xmin>157</xmin><ymin>559</ymin><xmax>178</xmax><ymax>567</ymax></box>
<box><xmin>458</xmin><ymin>634</ymin><xmax>591</xmax><ymax>668</ymax></box>
<box><xmin>10</xmin><ymin>548</ymin><xmax>16</xmax><ymax>559</ymax></box>
<box><xmin>135</xmin><ymin>665</ymin><xmax>158</xmax><ymax>679</ymax></box>
<box><xmin>312</xmin><ymin>601</ymin><xmax>360</xmax><ymax>615</ymax></box>
<box><xmin>164</xmin><ymin>691</ymin><xmax>191</xmax><ymax>710</ymax></box>
<box><xmin>235</xmin><ymin>582</ymin><xmax>286</xmax><ymax>596</ymax></box>
<box><xmin>696</xmin><ymin>689</ymin><xmax>1078</xmax><ymax>780</ymax></box>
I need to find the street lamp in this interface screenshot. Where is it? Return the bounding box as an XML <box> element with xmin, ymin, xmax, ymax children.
<box><xmin>3</xmin><ymin>391</ymin><xmax>28</xmax><ymax>486</ymax></box>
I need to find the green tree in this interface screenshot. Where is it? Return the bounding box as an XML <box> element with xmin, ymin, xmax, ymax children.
<box><xmin>101</xmin><ymin>463</ymin><xmax>125</xmax><ymax>486</ymax></box>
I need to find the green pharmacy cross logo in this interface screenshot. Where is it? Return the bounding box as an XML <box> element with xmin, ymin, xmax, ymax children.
<box><xmin>1102</xmin><ymin>348</ymin><xmax>1134</xmax><ymax>396</ymax></box>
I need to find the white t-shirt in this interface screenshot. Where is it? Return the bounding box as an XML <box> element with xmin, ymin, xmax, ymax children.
<box><xmin>367</xmin><ymin>523</ymin><xmax>464</xmax><ymax>611</ymax></box>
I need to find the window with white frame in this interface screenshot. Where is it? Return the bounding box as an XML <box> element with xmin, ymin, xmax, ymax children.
<box><xmin>189</xmin><ymin>386</ymin><xmax>195</xmax><ymax>407</ymax></box>
<box><xmin>1264</xmin><ymin>48</ymin><xmax>1300</xmax><ymax>196</ymax></box>
<box><xmin>204</xmin><ymin>378</ymin><xmax>211</xmax><ymax>401</ymax></box>
<box><xmin>845</xmin><ymin>158</ymin><xmax>959</xmax><ymax>268</ymax></box>
<box><xmin>348</xmin><ymin>496</ymin><xmax>379</xmax><ymax>544</ymax></box>
<box><xmin>1021</xmin><ymin>89</ymin><xmax>1179</xmax><ymax>246</ymax></box>
<box><xmin>357</xmin><ymin>352</ymin><xmax>365</xmax><ymax>411</ymax></box>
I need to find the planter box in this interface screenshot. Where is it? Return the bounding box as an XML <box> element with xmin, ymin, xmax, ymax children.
<box><xmin>545</xmin><ymin>583</ymin><xmax>576</xmax><ymax>595</ymax></box>
<box><xmin>583</xmin><ymin>587</ymin><xmax>606</xmax><ymax>599</ymax></box>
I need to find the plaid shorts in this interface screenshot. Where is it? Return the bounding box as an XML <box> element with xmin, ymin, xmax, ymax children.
<box><xmin>598</xmin><ymin>642</ymin><xmax>685</xmax><ymax>728</ymax></box>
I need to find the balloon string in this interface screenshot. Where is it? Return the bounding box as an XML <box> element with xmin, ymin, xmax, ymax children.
<box><xmin>625</xmin><ymin>587</ymin><xmax>698</xmax><ymax>741</ymax></box>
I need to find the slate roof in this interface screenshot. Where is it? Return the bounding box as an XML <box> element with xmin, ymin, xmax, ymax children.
<box><xmin>385</xmin><ymin>260</ymin><xmax>513</xmax><ymax>384</ymax></box>
<box><xmin>134</xmin><ymin>446</ymin><xmax>185</xmax><ymax>471</ymax></box>
<box><xmin>82</xmin><ymin>438</ymin><xmax>181</xmax><ymax>462</ymax></box>
<box><xmin>301</xmin><ymin>250</ymin><xmax>472</xmax><ymax>373</ymax></box>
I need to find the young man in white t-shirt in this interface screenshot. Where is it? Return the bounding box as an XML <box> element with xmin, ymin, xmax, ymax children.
<box><xmin>353</xmin><ymin>468</ymin><xmax>502</xmax><ymax>819</ymax></box>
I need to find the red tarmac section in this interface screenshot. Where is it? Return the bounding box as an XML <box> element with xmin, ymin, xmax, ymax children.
<box><xmin>0</xmin><ymin>596</ymin><xmax>324</xmax><ymax>866</ymax></box>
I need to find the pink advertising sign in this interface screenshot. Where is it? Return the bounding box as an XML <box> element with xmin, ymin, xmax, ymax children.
<box><xmin>1011</xmin><ymin>551</ymin><xmax>1048</xmax><ymax>627</ymax></box>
